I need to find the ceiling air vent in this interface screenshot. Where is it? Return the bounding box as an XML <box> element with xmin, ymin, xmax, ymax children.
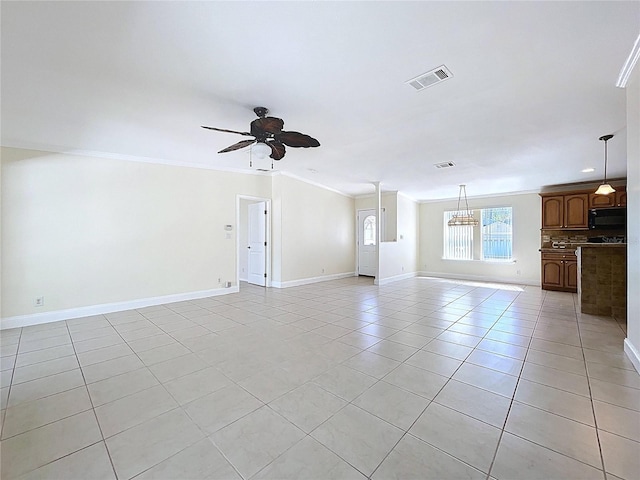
<box><xmin>407</xmin><ymin>65</ymin><xmax>453</xmax><ymax>91</ymax></box>
<box><xmin>434</xmin><ymin>161</ymin><xmax>455</xmax><ymax>169</ymax></box>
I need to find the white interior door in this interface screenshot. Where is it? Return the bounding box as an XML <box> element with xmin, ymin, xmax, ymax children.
<box><xmin>248</xmin><ymin>202</ymin><xmax>266</xmax><ymax>286</ymax></box>
<box><xmin>358</xmin><ymin>209</ymin><xmax>377</xmax><ymax>277</ymax></box>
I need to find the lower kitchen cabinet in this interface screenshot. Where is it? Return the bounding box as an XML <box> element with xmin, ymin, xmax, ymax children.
<box><xmin>541</xmin><ymin>252</ymin><xmax>577</xmax><ymax>292</ymax></box>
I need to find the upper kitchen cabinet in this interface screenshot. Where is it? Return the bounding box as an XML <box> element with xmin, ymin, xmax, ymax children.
<box><xmin>589</xmin><ymin>192</ymin><xmax>616</xmax><ymax>208</ymax></box>
<box><xmin>541</xmin><ymin>195</ymin><xmax>564</xmax><ymax>229</ymax></box>
<box><xmin>589</xmin><ymin>186</ymin><xmax>626</xmax><ymax>208</ymax></box>
<box><xmin>541</xmin><ymin>193</ymin><xmax>589</xmax><ymax>229</ymax></box>
<box><xmin>564</xmin><ymin>194</ymin><xmax>589</xmax><ymax>229</ymax></box>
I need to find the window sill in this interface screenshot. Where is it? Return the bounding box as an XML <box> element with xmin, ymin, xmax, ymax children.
<box><xmin>441</xmin><ymin>258</ymin><xmax>516</xmax><ymax>264</ymax></box>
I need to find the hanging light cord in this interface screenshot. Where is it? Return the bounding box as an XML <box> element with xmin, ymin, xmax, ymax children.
<box><xmin>603</xmin><ymin>137</ymin><xmax>608</xmax><ymax>184</ymax></box>
<box><xmin>463</xmin><ymin>185</ymin><xmax>471</xmax><ymax>214</ymax></box>
<box><xmin>456</xmin><ymin>185</ymin><xmax>471</xmax><ymax>215</ymax></box>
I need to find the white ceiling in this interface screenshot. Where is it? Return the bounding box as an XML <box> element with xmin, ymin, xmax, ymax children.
<box><xmin>2</xmin><ymin>1</ymin><xmax>638</xmax><ymax>200</ymax></box>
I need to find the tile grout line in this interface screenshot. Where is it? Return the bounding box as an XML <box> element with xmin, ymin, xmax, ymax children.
<box><xmin>485</xmin><ymin>287</ymin><xmax>545</xmax><ymax>480</ymax></box>
<box><xmin>65</xmin><ymin>316</ymin><xmax>121</xmax><ymax>480</ymax></box>
<box><xmin>573</xmin><ymin>294</ymin><xmax>609</xmax><ymax>480</ymax></box>
<box><xmin>1</xmin><ymin>325</ymin><xmax>23</xmax><ymax>441</ymax></box>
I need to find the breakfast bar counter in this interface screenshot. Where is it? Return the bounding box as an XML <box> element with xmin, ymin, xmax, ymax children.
<box><xmin>576</xmin><ymin>244</ymin><xmax>627</xmax><ymax>318</ymax></box>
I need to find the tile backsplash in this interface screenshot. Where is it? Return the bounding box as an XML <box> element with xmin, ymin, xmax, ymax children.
<box><xmin>541</xmin><ymin>233</ymin><xmax>588</xmax><ymax>249</ymax></box>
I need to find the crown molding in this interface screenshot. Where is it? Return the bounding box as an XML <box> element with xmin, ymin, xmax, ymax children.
<box><xmin>418</xmin><ymin>189</ymin><xmax>540</xmax><ymax>204</ymax></box>
<box><xmin>1</xmin><ymin>141</ymin><xmax>359</xmax><ymax>197</ymax></box>
<box><xmin>0</xmin><ymin>140</ymin><xmax>277</xmax><ymax>177</ymax></box>
<box><xmin>617</xmin><ymin>32</ymin><xmax>640</xmax><ymax>88</ymax></box>
<box><xmin>275</xmin><ymin>171</ymin><xmax>354</xmax><ymax>198</ymax></box>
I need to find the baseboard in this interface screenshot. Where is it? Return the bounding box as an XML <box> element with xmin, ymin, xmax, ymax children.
<box><xmin>418</xmin><ymin>271</ymin><xmax>540</xmax><ymax>287</ymax></box>
<box><xmin>1</xmin><ymin>286</ymin><xmax>239</xmax><ymax>330</ymax></box>
<box><xmin>624</xmin><ymin>338</ymin><xmax>640</xmax><ymax>374</ymax></box>
<box><xmin>374</xmin><ymin>271</ymin><xmax>418</xmax><ymax>286</ymax></box>
<box><xmin>271</xmin><ymin>272</ymin><xmax>356</xmax><ymax>288</ymax></box>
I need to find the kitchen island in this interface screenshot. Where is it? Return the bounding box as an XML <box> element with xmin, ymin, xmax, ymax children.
<box><xmin>576</xmin><ymin>244</ymin><xmax>627</xmax><ymax>318</ymax></box>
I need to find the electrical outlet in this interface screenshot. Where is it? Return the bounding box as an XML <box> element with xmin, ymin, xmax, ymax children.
<box><xmin>35</xmin><ymin>296</ymin><xmax>45</xmax><ymax>307</ymax></box>
<box><xmin>322</xmin><ymin>268</ymin><xmax>325</xmax><ymax>273</ymax></box>
<box><xmin>218</xmin><ymin>278</ymin><xmax>221</xmax><ymax>283</ymax></box>
<box><xmin>516</xmin><ymin>270</ymin><xmax>521</xmax><ymax>276</ymax></box>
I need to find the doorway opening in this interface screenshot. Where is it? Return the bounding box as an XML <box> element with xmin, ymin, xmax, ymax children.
<box><xmin>237</xmin><ymin>196</ymin><xmax>271</xmax><ymax>289</ymax></box>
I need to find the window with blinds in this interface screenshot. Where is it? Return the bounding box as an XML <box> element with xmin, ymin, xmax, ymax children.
<box><xmin>482</xmin><ymin>207</ymin><xmax>513</xmax><ymax>260</ymax></box>
<box><xmin>443</xmin><ymin>207</ymin><xmax>513</xmax><ymax>261</ymax></box>
<box><xmin>443</xmin><ymin>211</ymin><xmax>473</xmax><ymax>260</ymax></box>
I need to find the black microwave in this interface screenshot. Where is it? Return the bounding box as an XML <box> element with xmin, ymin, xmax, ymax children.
<box><xmin>589</xmin><ymin>207</ymin><xmax>626</xmax><ymax>230</ymax></box>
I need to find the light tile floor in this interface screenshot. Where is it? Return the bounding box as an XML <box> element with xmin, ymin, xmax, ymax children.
<box><xmin>1</xmin><ymin>276</ymin><xmax>639</xmax><ymax>479</ymax></box>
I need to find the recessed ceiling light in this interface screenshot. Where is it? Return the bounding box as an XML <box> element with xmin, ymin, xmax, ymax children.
<box><xmin>581</xmin><ymin>167</ymin><xmax>595</xmax><ymax>173</ymax></box>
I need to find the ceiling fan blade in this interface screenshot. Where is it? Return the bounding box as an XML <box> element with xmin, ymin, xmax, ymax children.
<box><xmin>201</xmin><ymin>126</ymin><xmax>252</xmax><ymax>136</ymax></box>
<box><xmin>275</xmin><ymin>131</ymin><xmax>320</xmax><ymax>148</ymax></box>
<box><xmin>218</xmin><ymin>139</ymin><xmax>256</xmax><ymax>153</ymax></box>
<box><xmin>251</xmin><ymin>117</ymin><xmax>284</xmax><ymax>136</ymax></box>
<box><xmin>267</xmin><ymin>141</ymin><xmax>286</xmax><ymax>160</ymax></box>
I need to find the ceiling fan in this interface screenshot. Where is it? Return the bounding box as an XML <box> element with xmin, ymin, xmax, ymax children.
<box><xmin>201</xmin><ymin>107</ymin><xmax>320</xmax><ymax>160</ymax></box>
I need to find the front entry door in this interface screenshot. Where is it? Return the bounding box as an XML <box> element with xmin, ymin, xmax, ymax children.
<box><xmin>248</xmin><ymin>202</ymin><xmax>267</xmax><ymax>286</ymax></box>
<box><xmin>358</xmin><ymin>209</ymin><xmax>377</xmax><ymax>277</ymax></box>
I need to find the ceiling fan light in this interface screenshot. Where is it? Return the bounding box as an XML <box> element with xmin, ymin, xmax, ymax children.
<box><xmin>594</xmin><ymin>183</ymin><xmax>616</xmax><ymax>195</ymax></box>
<box><xmin>251</xmin><ymin>142</ymin><xmax>271</xmax><ymax>159</ymax></box>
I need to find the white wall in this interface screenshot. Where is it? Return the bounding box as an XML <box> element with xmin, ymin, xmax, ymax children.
<box><xmin>419</xmin><ymin>193</ymin><xmax>541</xmax><ymax>285</ymax></box>
<box><xmin>1</xmin><ymin>147</ymin><xmax>271</xmax><ymax>321</ymax></box>
<box><xmin>378</xmin><ymin>193</ymin><xmax>419</xmax><ymax>283</ymax></box>
<box><xmin>624</xmin><ymin>63</ymin><xmax>640</xmax><ymax>371</ymax></box>
<box><xmin>273</xmin><ymin>174</ymin><xmax>355</xmax><ymax>286</ymax></box>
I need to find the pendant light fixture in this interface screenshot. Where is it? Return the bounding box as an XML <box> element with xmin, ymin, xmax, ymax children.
<box><xmin>448</xmin><ymin>184</ymin><xmax>479</xmax><ymax>226</ymax></box>
<box><xmin>594</xmin><ymin>134</ymin><xmax>616</xmax><ymax>195</ymax></box>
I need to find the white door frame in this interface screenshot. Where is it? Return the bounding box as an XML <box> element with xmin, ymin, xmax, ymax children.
<box><xmin>356</xmin><ymin>208</ymin><xmax>384</xmax><ymax>277</ymax></box>
<box><xmin>236</xmin><ymin>195</ymin><xmax>272</xmax><ymax>288</ymax></box>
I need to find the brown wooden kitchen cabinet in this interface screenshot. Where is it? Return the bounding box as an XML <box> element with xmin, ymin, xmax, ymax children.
<box><xmin>541</xmin><ymin>252</ymin><xmax>577</xmax><ymax>292</ymax></box>
<box><xmin>541</xmin><ymin>196</ymin><xmax>564</xmax><ymax>229</ymax></box>
<box><xmin>589</xmin><ymin>192</ymin><xmax>616</xmax><ymax>208</ymax></box>
<box><xmin>541</xmin><ymin>193</ymin><xmax>589</xmax><ymax>229</ymax></box>
<box><xmin>589</xmin><ymin>186</ymin><xmax>626</xmax><ymax>208</ymax></box>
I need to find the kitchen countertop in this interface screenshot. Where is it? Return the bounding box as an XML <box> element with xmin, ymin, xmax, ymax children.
<box><xmin>539</xmin><ymin>248</ymin><xmax>577</xmax><ymax>253</ymax></box>
<box><xmin>540</xmin><ymin>243</ymin><xmax>626</xmax><ymax>253</ymax></box>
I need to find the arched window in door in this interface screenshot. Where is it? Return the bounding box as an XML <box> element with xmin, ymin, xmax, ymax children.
<box><xmin>363</xmin><ymin>215</ymin><xmax>376</xmax><ymax>246</ymax></box>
